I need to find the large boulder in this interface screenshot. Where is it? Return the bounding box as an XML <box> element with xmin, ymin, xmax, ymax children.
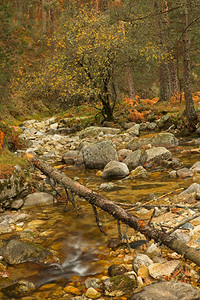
<box><xmin>146</xmin><ymin>147</ymin><xmax>172</xmax><ymax>164</ymax></box>
<box><xmin>24</xmin><ymin>192</ymin><xmax>54</xmax><ymax>206</ymax></box>
<box><xmin>128</xmin><ymin>133</ymin><xmax>178</xmax><ymax>151</ymax></box>
<box><xmin>123</xmin><ymin>149</ymin><xmax>147</xmax><ymax>171</ymax></box>
<box><xmin>102</xmin><ymin>161</ymin><xmax>129</xmax><ymax>179</ymax></box>
<box><xmin>79</xmin><ymin>126</ymin><xmax>121</xmax><ymax>139</ymax></box>
<box><xmin>0</xmin><ymin>166</ymin><xmax>26</xmax><ymax>206</ymax></box>
<box><xmin>130</xmin><ymin>281</ymin><xmax>200</xmax><ymax>300</ymax></box>
<box><xmin>0</xmin><ymin>239</ymin><xmax>52</xmax><ymax>264</ymax></box>
<box><xmin>82</xmin><ymin>141</ymin><xmax>118</xmax><ymax>169</ymax></box>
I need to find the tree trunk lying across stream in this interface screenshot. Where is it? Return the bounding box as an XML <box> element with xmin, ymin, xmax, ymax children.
<box><xmin>32</xmin><ymin>157</ymin><xmax>200</xmax><ymax>266</ymax></box>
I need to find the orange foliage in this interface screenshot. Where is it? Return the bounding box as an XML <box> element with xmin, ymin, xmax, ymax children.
<box><xmin>169</xmin><ymin>93</ymin><xmax>184</xmax><ymax>104</ymax></box>
<box><xmin>108</xmin><ymin>0</ymin><xmax>123</xmax><ymax>8</ymax></box>
<box><xmin>141</xmin><ymin>98</ymin><xmax>159</xmax><ymax>105</ymax></box>
<box><xmin>123</xmin><ymin>97</ymin><xmax>139</xmax><ymax>106</ymax></box>
<box><xmin>170</xmin><ymin>91</ymin><xmax>200</xmax><ymax>105</ymax></box>
<box><xmin>128</xmin><ymin>109</ymin><xmax>151</xmax><ymax>122</ymax></box>
<box><xmin>123</xmin><ymin>96</ymin><xmax>158</xmax><ymax>107</ymax></box>
<box><xmin>0</xmin><ymin>131</ymin><xmax>5</xmax><ymax>150</ymax></box>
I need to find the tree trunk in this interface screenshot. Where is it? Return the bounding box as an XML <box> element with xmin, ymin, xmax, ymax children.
<box><xmin>162</xmin><ymin>0</ymin><xmax>179</xmax><ymax>95</ymax></box>
<box><xmin>168</xmin><ymin>58</ymin><xmax>179</xmax><ymax>95</ymax></box>
<box><xmin>183</xmin><ymin>0</ymin><xmax>197</xmax><ymax>131</ymax></box>
<box><xmin>152</xmin><ymin>0</ymin><xmax>171</xmax><ymax>101</ymax></box>
<box><xmin>159</xmin><ymin>60</ymin><xmax>171</xmax><ymax>101</ymax></box>
<box><xmin>49</xmin><ymin>4</ymin><xmax>55</xmax><ymax>59</ymax></box>
<box><xmin>33</xmin><ymin>156</ymin><xmax>200</xmax><ymax>267</ymax></box>
<box><xmin>42</xmin><ymin>0</ymin><xmax>47</xmax><ymax>34</ymax></box>
<box><xmin>119</xmin><ymin>21</ymin><xmax>136</xmax><ymax>100</ymax></box>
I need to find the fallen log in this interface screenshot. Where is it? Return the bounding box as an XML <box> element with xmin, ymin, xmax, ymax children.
<box><xmin>32</xmin><ymin>157</ymin><xmax>200</xmax><ymax>266</ymax></box>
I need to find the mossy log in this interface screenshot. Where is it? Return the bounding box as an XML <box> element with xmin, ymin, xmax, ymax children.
<box><xmin>32</xmin><ymin>157</ymin><xmax>200</xmax><ymax>266</ymax></box>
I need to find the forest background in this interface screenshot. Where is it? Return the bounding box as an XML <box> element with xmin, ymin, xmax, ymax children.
<box><xmin>1</xmin><ymin>0</ymin><xmax>200</xmax><ymax>131</ymax></box>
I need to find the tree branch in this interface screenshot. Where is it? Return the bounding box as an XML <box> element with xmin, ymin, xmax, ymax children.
<box><xmin>32</xmin><ymin>156</ymin><xmax>200</xmax><ymax>266</ymax></box>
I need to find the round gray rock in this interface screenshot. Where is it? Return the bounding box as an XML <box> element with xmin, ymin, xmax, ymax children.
<box><xmin>123</xmin><ymin>149</ymin><xmax>147</xmax><ymax>171</ymax></box>
<box><xmin>102</xmin><ymin>160</ymin><xmax>129</xmax><ymax>179</ymax></box>
<box><xmin>132</xmin><ymin>253</ymin><xmax>153</xmax><ymax>272</ymax></box>
<box><xmin>24</xmin><ymin>192</ymin><xmax>54</xmax><ymax>206</ymax></box>
<box><xmin>82</xmin><ymin>141</ymin><xmax>118</xmax><ymax>169</ymax></box>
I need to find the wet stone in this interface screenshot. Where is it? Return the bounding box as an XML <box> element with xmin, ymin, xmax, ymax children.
<box><xmin>85</xmin><ymin>287</ymin><xmax>101</xmax><ymax>299</ymax></box>
<box><xmin>0</xmin><ymin>224</ymin><xmax>12</xmax><ymax>234</ymax></box>
<box><xmin>102</xmin><ymin>160</ymin><xmax>129</xmax><ymax>179</ymax></box>
<box><xmin>0</xmin><ymin>239</ymin><xmax>52</xmax><ymax>264</ymax></box>
<box><xmin>103</xmin><ymin>274</ymin><xmax>137</xmax><ymax>297</ymax></box>
<box><xmin>146</xmin><ymin>243</ymin><xmax>161</xmax><ymax>258</ymax></box>
<box><xmin>130</xmin><ymin>281</ymin><xmax>200</xmax><ymax>300</ymax></box>
<box><xmin>84</xmin><ymin>278</ymin><xmax>100</xmax><ymax>289</ymax></box>
<box><xmin>132</xmin><ymin>253</ymin><xmax>153</xmax><ymax>273</ymax></box>
<box><xmin>176</xmin><ymin>168</ymin><xmax>194</xmax><ymax>178</ymax></box>
<box><xmin>108</xmin><ymin>264</ymin><xmax>128</xmax><ymax>277</ymax></box>
<box><xmin>181</xmin><ymin>222</ymin><xmax>194</xmax><ymax>230</ymax></box>
<box><xmin>24</xmin><ymin>192</ymin><xmax>54</xmax><ymax>206</ymax></box>
<box><xmin>11</xmin><ymin>199</ymin><xmax>24</xmax><ymax>210</ymax></box>
<box><xmin>130</xmin><ymin>166</ymin><xmax>149</xmax><ymax>179</ymax></box>
<box><xmin>148</xmin><ymin>260</ymin><xmax>181</xmax><ymax>279</ymax></box>
<box><xmin>2</xmin><ymin>279</ymin><xmax>36</xmax><ymax>298</ymax></box>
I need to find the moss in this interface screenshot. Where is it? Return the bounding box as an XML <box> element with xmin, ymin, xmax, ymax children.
<box><xmin>110</xmin><ymin>274</ymin><xmax>137</xmax><ymax>292</ymax></box>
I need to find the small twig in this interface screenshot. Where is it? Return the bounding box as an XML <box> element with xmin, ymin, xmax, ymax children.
<box><xmin>123</xmin><ymin>227</ymin><xmax>131</xmax><ymax>252</ymax></box>
<box><xmin>115</xmin><ymin>203</ymin><xmax>199</xmax><ymax>211</ymax></box>
<box><xmin>148</xmin><ymin>208</ymin><xmax>156</xmax><ymax>226</ymax></box>
<box><xmin>168</xmin><ymin>212</ymin><xmax>200</xmax><ymax>235</ymax></box>
<box><xmin>46</xmin><ymin>176</ymin><xmax>62</xmax><ymax>198</ymax></box>
<box><xmin>157</xmin><ymin>188</ymin><xmax>184</xmax><ymax>200</ymax></box>
<box><xmin>70</xmin><ymin>191</ymin><xmax>76</xmax><ymax>209</ymax></box>
<box><xmin>92</xmin><ymin>204</ymin><xmax>107</xmax><ymax>236</ymax></box>
<box><xmin>63</xmin><ymin>187</ymin><xmax>70</xmax><ymax>211</ymax></box>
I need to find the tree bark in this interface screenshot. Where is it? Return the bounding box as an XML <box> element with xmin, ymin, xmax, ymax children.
<box><xmin>152</xmin><ymin>0</ymin><xmax>171</xmax><ymax>101</ymax></box>
<box><xmin>119</xmin><ymin>21</ymin><xmax>136</xmax><ymax>100</ymax></box>
<box><xmin>183</xmin><ymin>0</ymin><xmax>197</xmax><ymax>131</ymax></box>
<box><xmin>162</xmin><ymin>0</ymin><xmax>179</xmax><ymax>95</ymax></box>
<box><xmin>42</xmin><ymin>0</ymin><xmax>47</xmax><ymax>34</ymax></box>
<box><xmin>49</xmin><ymin>3</ymin><xmax>55</xmax><ymax>59</ymax></box>
<box><xmin>33</xmin><ymin>156</ymin><xmax>200</xmax><ymax>267</ymax></box>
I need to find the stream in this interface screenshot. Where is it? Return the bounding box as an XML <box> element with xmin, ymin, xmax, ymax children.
<box><xmin>0</xmin><ymin>121</ymin><xmax>200</xmax><ymax>299</ymax></box>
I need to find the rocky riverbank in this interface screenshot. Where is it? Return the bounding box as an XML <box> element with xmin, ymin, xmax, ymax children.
<box><xmin>0</xmin><ymin>116</ymin><xmax>199</xmax><ymax>299</ymax></box>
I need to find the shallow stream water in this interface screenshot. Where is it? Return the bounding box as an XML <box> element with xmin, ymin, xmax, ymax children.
<box><xmin>1</xmin><ymin>144</ymin><xmax>200</xmax><ymax>299</ymax></box>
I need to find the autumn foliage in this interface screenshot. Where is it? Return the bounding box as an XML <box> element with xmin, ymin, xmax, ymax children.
<box><xmin>123</xmin><ymin>96</ymin><xmax>158</xmax><ymax>122</ymax></box>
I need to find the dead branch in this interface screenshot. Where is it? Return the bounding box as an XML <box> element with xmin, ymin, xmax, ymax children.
<box><xmin>168</xmin><ymin>212</ymin><xmax>200</xmax><ymax>235</ymax></box>
<box><xmin>92</xmin><ymin>204</ymin><xmax>107</xmax><ymax>235</ymax></box>
<box><xmin>32</xmin><ymin>156</ymin><xmax>200</xmax><ymax>267</ymax></box>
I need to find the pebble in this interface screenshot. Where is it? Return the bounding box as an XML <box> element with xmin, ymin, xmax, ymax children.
<box><xmin>64</xmin><ymin>286</ymin><xmax>81</xmax><ymax>295</ymax></box>
<box><xmin>85</xmin><ymin>287</ymin><xmax>101</xmax><ymax>299</ymax></box>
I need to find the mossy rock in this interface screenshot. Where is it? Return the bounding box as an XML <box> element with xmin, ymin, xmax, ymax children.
<box><xmin>103</xmin><ymin>274</ymin><xmax>137</xmax><ymax>297</ymax></box>
<box><xmin>2</xmin><ymin>279</ymin><xmax>36</xmax><ymax>298</ymax></box>
<box><xmin>0</xmin><ymin>239</ymin><xmax>52</xmax><ymax>264</ymax></box>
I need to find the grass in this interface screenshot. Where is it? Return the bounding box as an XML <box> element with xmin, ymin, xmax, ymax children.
<box><xmin>0</xmin><ymin>150</ymin><xmax>29</xmax><ymax>178</ymax></box>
